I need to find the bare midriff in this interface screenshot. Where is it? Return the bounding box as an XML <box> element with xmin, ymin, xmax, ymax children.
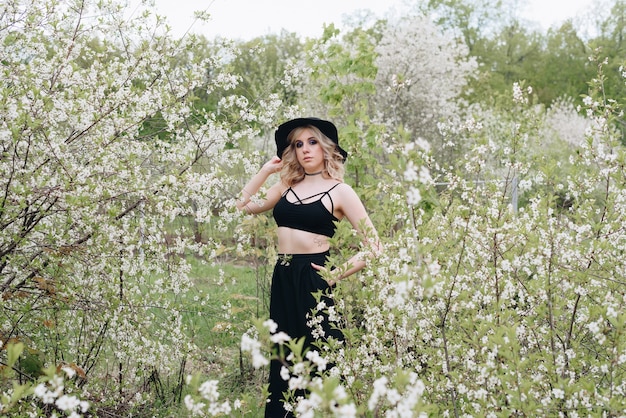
<box><xmin>277</xmin><ymin>227</ymin><xmax>330</xmax><ymax>254</ymax></box>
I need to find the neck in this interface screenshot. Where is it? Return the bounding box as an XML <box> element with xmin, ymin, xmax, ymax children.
<box><xmin>304</xmin><ymin>170</ymin><xmax>323</xmax><ymax>176</ymax></box>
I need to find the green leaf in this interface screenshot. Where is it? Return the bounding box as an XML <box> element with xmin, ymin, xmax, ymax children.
<box><xmin>7</xmin><ymin>342</ymin><xmax>24</xmax><ymax>368</ymax></box>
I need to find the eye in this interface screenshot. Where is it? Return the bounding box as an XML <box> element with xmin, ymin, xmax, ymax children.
<box><xmin>295</xmin><ymin>141</ymin><xmax>303</xmax><ymax>148</ymax></box>
<box><xmin>308</xmin><ymin>139</ymin><xmax>318</xmax><ymax>145</ymax></box>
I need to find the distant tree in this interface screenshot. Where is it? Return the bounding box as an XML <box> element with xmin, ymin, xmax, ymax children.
<box><xmin>530</xmin><ymin>21</ymin><xmax>593</xmax><ymax>105</ymax></box>
<box><xmin>230</xmin><ymin>31</ymin><xmax>304</xmax><ymax>106</ymax></box>
<box><xmin>423</xmin><ymin>0</ymin><xmax>522</xmax><ymax>51</ymax></box>
<box><xmin>589</xmin><ymin>0</ymin><xmax>626</xmax><ymax>140</ymax></box>
<box><xmin>464</xmin><ymin>20</ymin><xmax>543</xmax><ymax>106</ymax></box>
<box><xmin>373</xmin><ymin>14</ymin><xmax>478</xmax><ymax>166</ymax></box>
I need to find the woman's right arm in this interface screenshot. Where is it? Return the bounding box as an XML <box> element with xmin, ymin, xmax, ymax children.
<box><xmin>235</xmin><ymin>156</ymin><xmax>284</xmax><ymax>214</ymax></box>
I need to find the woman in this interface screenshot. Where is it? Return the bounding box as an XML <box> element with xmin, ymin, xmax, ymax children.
<box><xmin>236</xmin><ymin>117</ymin><xmax>381</xmax><ymax>417</ymax></box>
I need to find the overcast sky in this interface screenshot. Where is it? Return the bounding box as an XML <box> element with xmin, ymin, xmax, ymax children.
<box><xmin>138</xmin><ymin>0</ymin><xmax>596</xmax><ymax>40</ymax></box>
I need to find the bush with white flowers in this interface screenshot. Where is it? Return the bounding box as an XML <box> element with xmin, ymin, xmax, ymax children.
<box><xmin>1</xmin><ymin>342</ymin><xmax>90</xmax><ymax>417</ymax></box>
<box><xmin>0</xmin><ymin>0</ymin><xmax>298</xmax><ymax>412</ymax></box>
<box><xmin>3</xmin><ymin>0</ymin><xmax>626</xmax><ymax>416</ymax></box>
<box><xmin>240</xmin><ymin>53</ymin><xmax>626</xmax><ymax>416</ymax></box>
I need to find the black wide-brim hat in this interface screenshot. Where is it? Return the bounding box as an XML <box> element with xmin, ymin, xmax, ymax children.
<box><xmin>275</xmin><ymin>117</ymin><xmax>348</xmax><ymax>162</ymax></box>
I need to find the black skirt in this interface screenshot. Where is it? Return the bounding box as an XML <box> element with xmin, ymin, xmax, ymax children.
<box><xmin>265</xmin><ymin>251</ymin><xmax>343</xmax><ymax>418</ymax></box>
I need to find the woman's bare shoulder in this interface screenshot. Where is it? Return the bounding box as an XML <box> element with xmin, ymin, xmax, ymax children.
<box><xmin>330</xmin><ymin>182</ymin><xmax>362</xmax><ymax>208</ymax></box>
<box><xmin>333</xmin><ymin>181</ymin><xmax>356</xmax><ymax>195</ymax></box>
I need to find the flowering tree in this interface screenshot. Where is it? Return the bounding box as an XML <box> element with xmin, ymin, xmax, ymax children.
<box><xmin>4</xmin><ymin>1</ymin><xmax>626</xmax><ymax>416</ymax></box>
<box><xmin>0</xmin><ymin>0</ymin><xmax>296</xmax><ymax>413</ymax></box>
<box><xmin>241</xmin><ymin>53</ymin><xmax>626</xmax><ymax>416</ymax></box>
<box><xmin>374</xmin><ymin>14</ymin><xmax>477</xmax><ymax>156</ymax></box>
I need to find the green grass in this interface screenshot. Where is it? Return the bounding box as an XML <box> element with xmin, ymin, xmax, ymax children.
<box><xmin>183</xmin><ymin>257</ymin><xmax>269</xmax><ymax>410</ymax></box>
<box><xmin>77</xmin><ymin>242</ymin><xmax>270</xmax><ymax>415</ymax></box>
<box><xmin>183</xmin><ymin>257</ymin><xmax>265</xmax><ymax>345</ymax></box>
<box><xmin>130</xmin><ymin>257</ymin><xmax>269</xmax><ymax>416</ymax></box>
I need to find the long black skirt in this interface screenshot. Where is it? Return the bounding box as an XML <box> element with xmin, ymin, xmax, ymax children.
<box><xmin>264</xmin><ymin>251</ymin><xmax>343</xmax><ymax>418</ymax></box>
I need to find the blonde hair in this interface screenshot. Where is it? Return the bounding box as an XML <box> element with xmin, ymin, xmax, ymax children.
<box><xmin>280</xmin><ymin>125</ymin><xmax>345</xmax><ymax>186</ymax></box>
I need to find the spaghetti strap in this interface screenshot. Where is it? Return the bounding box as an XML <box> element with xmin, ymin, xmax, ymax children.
<box><xmin>283</xmin><ymin>187</ymin><xmax>303</xmax><ymax>204</ymax></box>
<box><xmin>324</xmin><ymin>183</ymin><xmax>341</xmax><ymax>214</ymax></box>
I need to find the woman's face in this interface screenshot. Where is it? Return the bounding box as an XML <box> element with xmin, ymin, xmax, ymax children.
<box><xmin>293</xmin><ymin>128</ymin><xmax>325</xmax><ymax>172</ymax></box>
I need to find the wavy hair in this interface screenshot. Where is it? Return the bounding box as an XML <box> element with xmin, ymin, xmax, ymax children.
<box><xmin>280</xmin><ymin>125</ymin><xmax>345</xmax><ymax>186</ymax></box>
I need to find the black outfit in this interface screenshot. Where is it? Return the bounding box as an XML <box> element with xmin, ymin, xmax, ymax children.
<box><xmin>272</xmin><ymin>184</ymin><xmax>341</xmax><ymax>237</ymax></box>
<box><xmin>265</xmin><ymin>184</ymin><xmax>344</xmax><ymax>418</ymax></box>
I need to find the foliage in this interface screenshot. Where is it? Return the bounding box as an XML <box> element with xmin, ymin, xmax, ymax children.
<box><xmin>241</xmin><ymin>55</ymin><xmax>626</xmax><ymax>416</ymax></box>
<box><xmin>0</xmin><ymin>0</ymin><xmax>288</xmax><ymax>413</ymax></box>
<box><xmin>3</xmin><ymin>0</ymin><xmax>626</xmax><ymax>416</ymax></box>
<box><xmin>587</xmin><ymin>1</ymin><xmax>626</xmax><ymax>142</ymax></box>
<box><xmin>228</xmin><ymin>32</ymin><xmax>305</xmax><ymax>108</ymax></box>
<box><xmin>537</xmin><ymin>22</ymin><xmax>594</xmax><ymax>104</ymax></box>
<box><xmin>1</xmin><ymin>341</ymin><xmax>90</xmax><ymax>416</ymax></box>
<box><xmin>423</xmin><ymin>0</ymin><xmax>518</xmax><ymax>49</ymax></box>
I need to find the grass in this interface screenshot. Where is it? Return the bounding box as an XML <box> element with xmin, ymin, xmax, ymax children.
<box><xmin>180</xmin><ymin>256</ymin><xmax>269</xmax><ymax>414</ymax></box>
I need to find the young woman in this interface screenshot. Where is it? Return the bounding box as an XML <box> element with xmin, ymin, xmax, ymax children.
<box><xmin>236</xmin><ymin>117</ymin><xmax>381</xmax><ymax>417</ymax></box>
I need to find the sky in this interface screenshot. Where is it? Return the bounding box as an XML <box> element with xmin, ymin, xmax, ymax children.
<box><xmin>142</xmin><ymin>0</ymin><xmax>596</xmax><ymax>40</ymax></box>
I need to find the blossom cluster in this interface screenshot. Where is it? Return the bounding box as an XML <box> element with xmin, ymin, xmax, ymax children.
<box><xmin>242</xmin><ymin>308</ymin><xmax>428</xmax><ymax>416</ymax></box>
<box><xmin>32</xmin><ymin>370</ymin><xmax>90</xmax><ymax>418</ymax></box>
<box><xmin>1</xmin><ymin>364</ymin><xmax>90</xmax><ymax>418</ymax></box>
<box><xmin>183</xmin><ymin>376</ymin><xmax>236</xmax><ymax>417</ymax></box>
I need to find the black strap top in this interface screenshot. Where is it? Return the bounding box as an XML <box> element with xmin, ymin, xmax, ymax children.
<box><xmin>273</xmin><ymin>183</ymin><xmax>341</xmax><ymax>237</ymax></box>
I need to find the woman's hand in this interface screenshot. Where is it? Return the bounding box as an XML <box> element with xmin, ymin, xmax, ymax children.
<box><xmin>261</xmin><ymin>156</ymin><xmax>283</xmax><ymax>176</ymax></box>
<box><xmin>311</xmin><ymin>262</ymin><xmax>339</xmax><ymax>287</ymax></box>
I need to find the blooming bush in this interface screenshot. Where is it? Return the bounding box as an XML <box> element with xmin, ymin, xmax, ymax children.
<box><xmin>241</xmin><ymin>320</ymin><xmax>428</xmax><ymax>417</ymax></box>
<box><xmin>0</xmin><ymin>0</ymin><xmax>294</xmax><ymax>411</ymax></box>
<box><xmin>0</xmin><ymin>342</ymin><xmax>90</xmax><ymax>416</ymax></box>
<box><xmin>3</xmin><ymin>0</ymin><xmax>626</xmax><ymax>416</ymax></box>
<box><xmin>239</xmin><ymin>55</ymin><xmax>626</xmax><ymax>416</ymax></box>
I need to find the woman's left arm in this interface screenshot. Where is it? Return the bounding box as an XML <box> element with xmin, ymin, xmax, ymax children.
<box><xmin>312</xmin><ymin>184</ymin><xmax>382</xmax><ymax>286</ymax></box>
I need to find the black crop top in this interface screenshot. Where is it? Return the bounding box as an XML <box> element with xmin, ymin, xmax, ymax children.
<box><xmin>273</xmin><ymin>183</ymin><xmax>341</xmax><ymax>237</ymax></box>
